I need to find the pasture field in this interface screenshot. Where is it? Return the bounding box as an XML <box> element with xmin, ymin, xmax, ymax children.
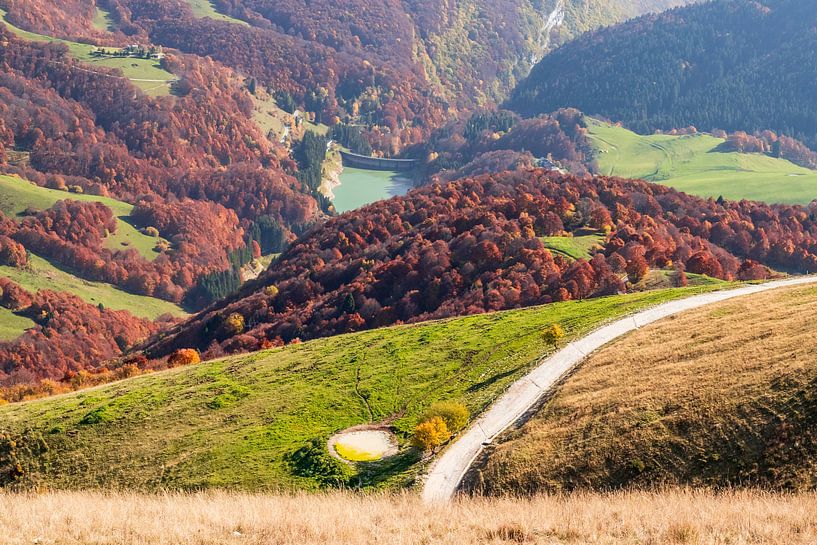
<box><xmin>250</xmin><ymin>94</ymin><xmax>330</xmax><ymax>147</ymax></box>
<box><xmin>1</xmin><ymin>490</ymin><xmax>815</xmax><ymax>545</ymax></box>
<box><xmin>588</xmin><ymin>118</ymin><xmax>817</xmax><ymax>204</ymax></box>
<box><xmin>540</xmin><ymin>232</ymin><xmax>606</xmax><ymax>260</ymax></box>
<box><xmin>0</xmin><ymin>174</ymin><xmax>164</xmax><ymax>261</ymax></box>
<box><xmin>0</xmin><ymin>253</ymin><xmax>186</xmax><ymax>320</ymax></box>
<box><xmin>0</xmin><ymin>285</ymin><xmax>729</xmax><ymax>492</ymax></box>
<box><xmin>92</xmin><ymin>6</ymin><xmax>116</xmax><ymax>32</ymax></box>
<box><xmin>632</xmin><ymin>269</ymin><xmax>726</xmax><ymax>291</ymax></box>
<box><xmin>473</xmin><ymin>284</ymin><xmax>817</xmax><ymax>495</ymax></box>
<box><xmin>0</xmin><ymin>306</ymin><xmax>34</xmax><ymax>341</ymax></box>
<box><xmin>0</xmin><ymin>9</ymin><xmax>176</xmax><ymax>96</ymax></box>
<box><xmin>251</xmin><ymin>94</ymin><xmax>289</xmax><ymax>142</ymax></box>
<box><xmin>186</xmin><ymin>0</ymin><xmax>249</xmax><ymax>25</ymax></box>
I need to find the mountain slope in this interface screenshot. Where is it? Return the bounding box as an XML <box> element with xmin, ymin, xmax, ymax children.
<box><xmin>2</xmin><ymin>0</ymin><xmax>698</xmax><ymax>154</ymax></box>
<box><xmin>509</xmin><ymin>0</ymin><xmax>817</xmax><ymax>149</ymax></box>
<box><xmin>141</xmin><ymin>169</ymin><xmax>817</xmax><ymax>362</ymax></box>
<box><xmin>541</xmin><ymin>0</ymin><xmax>694</xmax><ymax>50</ymax></box>
<box><xmin>467</xmin><ymin>283</ymin><xmax>817</xmax><ymax>495</ymax></box>
<box><xmin>0</xmin><ymin>12</ymin><xmax>318</xmax><ymax>391</ymax></box>
<box><xmin>0</xmin><ymin>286</ymin><xmax>724</xmax><ymax>490</ymax></box>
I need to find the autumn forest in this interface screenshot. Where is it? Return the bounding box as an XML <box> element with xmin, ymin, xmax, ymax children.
<box><xmin>1</xmin><ymin>0</ymin><xmax>816</xmax><ymax>404</ymax></box>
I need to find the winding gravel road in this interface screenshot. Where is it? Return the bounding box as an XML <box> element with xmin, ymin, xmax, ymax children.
<box><xmin>422</xmin><ymin>276</ymin><xmax>817</xmax><ymax>503</ymax></box>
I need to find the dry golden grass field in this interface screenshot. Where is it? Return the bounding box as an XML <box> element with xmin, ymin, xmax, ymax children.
<box><xmin>1</xmin><ymin>489</ymin><xmax>816</xmax><ymax>545</ymax></box>
<box><xmin>470</xmin><ymin>284</ymin><xmax>817</xmax><ymax>495</ymax></box>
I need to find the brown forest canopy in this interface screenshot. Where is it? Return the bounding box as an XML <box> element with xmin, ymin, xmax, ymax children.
<box><xmin>1</xmin><ymin>0</ymin><xmax>698</xmax><ymax>155</ymax></box>
<box><xmin>142</xmin><ymin>169</ymin><xmax>817</xmax><ymax>361</ymax></box>
<box><xmin>0</xmin><ymin>27</ymin><xmax>318</xmax><ymax>304</ymax></box>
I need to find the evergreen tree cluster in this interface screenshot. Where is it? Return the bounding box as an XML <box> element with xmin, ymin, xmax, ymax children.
<box><xmin>246</xmin><ymin>216</ymin><xmax>289</xmax><ymax>255</ymax></box>
<box><xmin>332</xmin><ymin>124</ymin><xmax>373</xmax><ymax>156</ymax></box>
<box><xmin>295</xmin><ymin>131</ymin><xmax>329</xmax><ymax>193</ymax></box>
<box><xmin>184</xmin><ymin>216</ymin><xmax>294</xmax><ymax>309</ymax></box>
<box><xmin>185</xmin><ymin>268</ymin><xmax>242</xmax><ymax>310</ymax></box>
<box><xmin>463</xmin><ymin>111</ymin><xmax>518</xmax><ymax>143</ymax></box>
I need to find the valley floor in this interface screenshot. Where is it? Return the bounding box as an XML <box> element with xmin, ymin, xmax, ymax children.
<box><xmin>1</xmin><ymin>489</ymin><xmax>815</xmax><ymax>544</ymax></box>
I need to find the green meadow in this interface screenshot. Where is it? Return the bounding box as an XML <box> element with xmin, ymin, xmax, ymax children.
<box><xmin>185</xmin><ymin>0</ymin><xmax>248</xmax><ymax>26</ymax></box>
<box><xmin>0</xmin><ymin>253</ymin><xmax>185</xmax><ymax>321</ymax></box>
<box><xmin>0</xmin><ymin>284</ymin><xmax>732</xmax><ymax>491</ymax></box>
<box><xmin>540</xmin><ymin>232</ymin><xmax>606</xmax><ymax>261</ymax></box>
<box><xmin>587</xmin><ymin>119</ymin><xmax>817</xmax><ymax>204</ymax></box>
<box><xmin>92</xmin><ymin>7</ymin><xmax>116</xmax><ymax>32</ymax></box>
<box><xmin>0</xmin><ymin>307</ymin><xmax>34</xmax><ymax>341</ymax></box>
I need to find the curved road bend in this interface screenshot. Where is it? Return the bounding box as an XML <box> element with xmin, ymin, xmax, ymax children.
<box><xmin>422</xmin><ymin>275</ymin><xmax>817</xmax><ymax>503</ymax></box>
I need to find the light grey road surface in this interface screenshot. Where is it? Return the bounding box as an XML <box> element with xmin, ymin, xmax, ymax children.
<box><xmin>421</xmin><ymin>276</ymin><xmax>817</xmax><ymax>503</ymax></box>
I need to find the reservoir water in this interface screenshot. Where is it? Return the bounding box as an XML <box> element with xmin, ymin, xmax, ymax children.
<box><xmin>333</xmin><ymin>167</ymin><xmax>415</xmax><ymax>213</ymax></box>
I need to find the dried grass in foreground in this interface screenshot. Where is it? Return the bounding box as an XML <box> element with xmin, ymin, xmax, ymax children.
<box><xmin>471</xmin><ymin>284</ymin><xmax>817</xmax><ymax>494</ymax></box>
<box><xmin>1</xmin><ymin>489</ymin><xmax>815</xmax><ymax>544</ymax></box>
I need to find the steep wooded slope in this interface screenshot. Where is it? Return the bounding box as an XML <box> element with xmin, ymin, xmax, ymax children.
<box><xmin>509</xmin><ymin>0</ymin><xmax>817</xmax><ymax>149</ymax></box>
<box><xmin>1</xmin><ymin>0</ymin><xmax>697</xmax><ymax>153</ymax></box>
<box><xmin>0</xmin><ymin>14</ymin><xmax>317</xmax><ymax>389</ymax></box>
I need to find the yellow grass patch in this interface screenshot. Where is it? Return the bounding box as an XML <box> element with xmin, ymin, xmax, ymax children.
<box><xmin>1</xmin><ymin>490</ymin><xmax>816</xmax><ymax>544</ymax></box>
<box><xmin>472</xmin><ymin>284</ymin><xmax>817</xmax><ymax>495</ymax></box>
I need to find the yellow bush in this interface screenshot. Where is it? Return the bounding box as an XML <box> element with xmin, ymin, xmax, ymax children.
<box><xmin>542</xmin><ymin>323</ymin><xmax>565</xmax><ymax>344</ymax></box>
<box><xmin>412</xmin><ymin>416</ymin><xmax>451</xmax><ymax>453</ymax></box>
<box><xmin>421</xmin><ymin>401</ymin><xmax>469</xmax><ymax>433</ymax></box>
<box><xmin>224</xmin><ymin>312</ymin><xmax>245</xmax><ymax>336</ymax></box>
<box><xmin>168</xmin><ymin>348</ymin><xmax>201</xmax><ymax>368</ymax></box>
<box><xmin>264</xmin><ymin>285</ymin><xmax>279</xmax><ymax>298</ymax></box>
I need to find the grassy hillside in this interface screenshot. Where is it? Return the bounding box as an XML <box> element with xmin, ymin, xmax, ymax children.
<box><xmin>0</xmin><ymin>9</ymin><xmax>176</xmax><ymax>96</ymax></box>
<box><xmin>0</xmin><ymin>285</ymin><xmax>728</xmax><ymax>492</ymax></box>
<box><xmin>0</xmin><ymin>174</ymin><xmax>164</xmax><ymax>261</ymax></box>
<box><xmin>0</xmin><ymin>307</ymin><xmax>34</xmax><ymax>341</ymax></box>
<box><xmin>0</xmin><ymin>175</ymin><xmax>184</xmax><ymax>339</ymax></box>
<box><xmin>540</xmin><ymin>232</ymin><xmax>606</xmax><ymax>260</ymax></box>
<box><xmin>470</xmin><ymin>284</ymin><xmax>817</xmax><ymax>495</ymax></box>
<box><xmin>0</xmin><ymin>254</ymin><xmax>185</xmax><ymax>320</ymax></box>
<box><xmin>92</xmin><ymin>6</ymin><xmax>116</xmax><ymax>32</ymax></box>
<box><xmin>185</xmin><ymin>0</ymin><xmax>248</xmax><ymax>26</ymax></box>
<box><xmin>251</xmin><ymin>95</ymin><xmax>289</xmax><ymax>142</ymax></box>
<box><xmin>632</xmin><ymin>269</ymin><xmax>725</xmax><ymax>292</ymax></box>
<box><xmin>2</xmin><ymin>490</ymin><xmax>815</xmax><ymax>545</ymax></box>
<box><xmin>587</xmin><ymin>119</ymin><xmax>817</xmax><ymax>204</ymax></box>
